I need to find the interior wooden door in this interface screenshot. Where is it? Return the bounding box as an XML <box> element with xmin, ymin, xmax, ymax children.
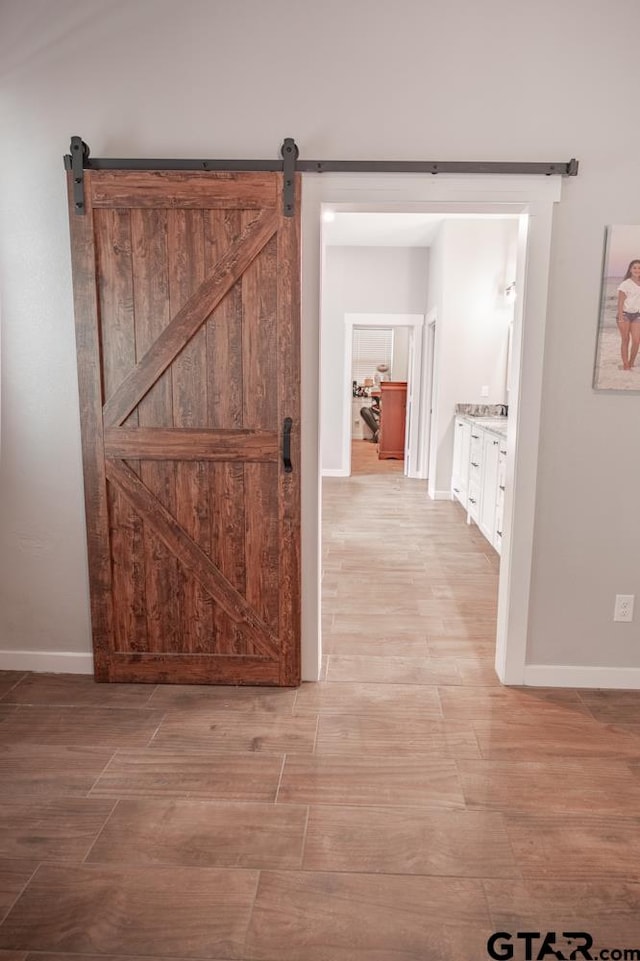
<box><xmin>66</xmin><ymin>169</ymin><xmax>300</xmax><ymax>685</ymax></box>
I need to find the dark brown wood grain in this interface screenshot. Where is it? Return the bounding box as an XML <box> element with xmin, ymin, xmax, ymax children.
<box><xmin>205</xmin><ymin>210</ymin><xmax>247</xmax><ymax>655</ymax></box>
<box><xmin>168</xmin><ymin>209</ymin><xmax>206</xmax><ymax>430</ymax></box>
<box><xmin>174</xmin><ymin>462</ymin><xmax>213</xmax><ymax>654</ymax></box>
<box><xmin>210</xmin><ymin>462</ymin><xmax>248</xmax><ymax>656</ymax></box>
<box><xmin>240</xmin><ymin>218</ymin><xmax>280</xmax><ymax>635</ymax></box>
<box><xmin>245</xmin><ymin>464</ymin><xmax>280</xmax><ymax>631</ymax></box>
<box><xmin>129</xmin><ymin>208</ymin><xmax>172</xmax><ymax>429</ymax></box>
<box><xmin>109</xmin><ymin>486</ymin><xmax>148</xmax><ymax>655</ymax></box>
<box><xmin>90</xmin><ymin>169</ymin><xmax>278</xmax><ymax>209</ymax></box>
<box><xmin>277</xmin><ymin>175</ymin><xmax>302</xmax><ymax>685</ymax></box>
<box><xmin>241</xmin><ymin>219</ymin><xmax>278</xmax><ymax>430</ymax></box>
<box><xmin>103</xmin><ymin>428</ymin><xmax>279</xmax><ymax>461</ymax></box>
<box><xmin>106</xmin><ymin>459</ymin><xmax>279</xmax><ymax>659</ymax></box>
<box><xmin>167</xmin><ymin>209</ymin><xmax>211</xmax><ymax>655</ymax></box>
<box><xmin>94</xmin><ymin>208</ymin><xmax>147</xmax><ymax>654</ymax></box>
<box><xmin>103</xmin><ymin>208</ymin><xmax>278</xmax><ymax>428</ymax></box>
<box><xmin>204</xmin><ymin>210</ymin><xmax>244</xmax><ymax>429</ymax></box>
<box><xmin>65</xmin><ymin>171</ymin><xmax>113</xmax><ymax>680</ymax></box>
<box><xmin>129</xmin><ymin>208</ymin><xmax>184</xmax><ymax>656</ymax></box>
<box><xmin>95</xmin><ymin>209</ymin><xmax>136</xmax><ymax>403</ymax></box>
<box><xmin>103</xmin><ymin>653</ymin><xmax>280</xmax><ymax>685</ymax></box>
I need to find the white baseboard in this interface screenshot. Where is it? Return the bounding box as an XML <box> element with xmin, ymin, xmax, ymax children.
<box><xmin>523</xmin><ymin>664</ymin><xmax>640</xmax><ymax>689</ymax></box>
<box><xmin>322</xmin><ymin>468</ymin><xmax>349</xmax><ymax>477</ymax></box>
<box><xmin>0</xmin><ymin>650</ymin><xmax>94</xmax><ymax>675</ymax></box>
<box><xmin>428</xmin><ymin>489</ymin><xmax>452</xmax><ymax>501</ymax></box>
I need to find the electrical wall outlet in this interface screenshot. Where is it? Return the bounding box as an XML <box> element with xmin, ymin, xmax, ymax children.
<box><xmin>480</xmin><ymin>385</ymin><xmax>489</xmax><ymax>397</ymax></box>
<box><xmin>614</xmin><ymin>594</ymin><xmax>634</xmax><ymax>622</ymax></box>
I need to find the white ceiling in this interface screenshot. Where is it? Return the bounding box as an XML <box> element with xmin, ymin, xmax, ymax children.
<box><xmin>322</xmin><ymin>210</ymin><xmax>520</xmax><ymax>247</ymax></box>
<box><xmin>322</xmin><ymin>212</ymin><xmax>443</xmax><ymax>247</ymax></box>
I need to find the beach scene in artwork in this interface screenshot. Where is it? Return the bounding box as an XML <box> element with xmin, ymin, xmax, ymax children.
<box><xmin>593</xmin><ymin>225</ymin><xmax>640</xmax><ymax>390</ymax></box>
<box><xmin>593</xmin><ymin>275</ymin><xmax>639</xmax><ymax>389</ymax></box>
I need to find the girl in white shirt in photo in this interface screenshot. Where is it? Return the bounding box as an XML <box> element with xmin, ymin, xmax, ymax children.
<box><xmin>617</xmin><ymin>259</ymin><xmax>640</xmax><ymax>370</ymax></box>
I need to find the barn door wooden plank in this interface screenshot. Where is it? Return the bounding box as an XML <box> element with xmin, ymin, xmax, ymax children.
<box><xmin>205</xmin><ymin>209</ymin><xmax>247</xmax><ymax>655</ymax></box>
<box><xmin>167</xmin><ymin>208</ymin><xmax>211</xmax><ymax>654</ymax></box>
<box><xmin>132</xmin><ymin>207</ymin><xmax>186</xmax><ymax>654</ymax></box>
<box><xmin>276</xmin><ymin>192</ymin><xmax>301</xmax><ymax>685</ymax></box>
<box><xmin>65</xmin><ymin>180</ymin><xmax>113</xmax><ymax>679</ymax></box>
<box><xmin>205</xmin><ymin>209</ymin><xmax>244</xmax><ymax>427</ymax></box>
<box><xmin>241</xmin><ymin>216</ymin><xmax>280</xmax><ymax>636</ymax></box>
<box><xmin>95</xmin><ymin>208</ymin><xmax>147</xmax><ymax>654</ymax></box>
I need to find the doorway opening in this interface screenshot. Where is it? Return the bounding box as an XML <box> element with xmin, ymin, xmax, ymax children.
<box><xmin>301</xmin><ymin>172</ymin><xmax>562</xmax><ymax>685</ymax></box>
<box><xmin>319</xmin><ymin>206</ymin><xmax>522</xmax><ymax>682</ymax></box>
<box><xmin>342</xmin><ymin>313</ymin><xmax>425</xmax><ymax>479</ymax></box>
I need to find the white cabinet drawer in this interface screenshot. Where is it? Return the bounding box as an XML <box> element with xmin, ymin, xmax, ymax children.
<box><xmin>497</xmin><ymin>447</ymin><xmax>507</xmax><ymax>488</ymax></box>
<box><xmin>469</xmin><ymin>430</ymin><xmax>483</xmax><ymax>463</ymax></box>
<box><xmin>468</xmin><ymin>430</ymin><xmax>483</xmax><ymax>485</ymax></box>
<box><xmin>467</xmin><ymin>481</ymin><xmax>481</xmax><ymax>522</ymax></box>
<box><xmin>494</xmin><ymin>498</ymin><xmax>505</xmax><ymax>555</ymax></box>
<box><xmin>479</xmin><ymin>432</ymin><xmax>500</xmax><ymax>542</ymax></box>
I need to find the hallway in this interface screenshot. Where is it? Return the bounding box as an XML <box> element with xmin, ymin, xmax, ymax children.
<box><xmin>0</xmin><ymin>446</ymin><xmax>639</xmax><ymax>958</ymax></box>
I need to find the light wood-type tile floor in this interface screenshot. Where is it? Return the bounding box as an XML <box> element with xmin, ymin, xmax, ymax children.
<box><xmin>1</xmin><ymin>440</ymin><xmax>640</xmax><ymax>960</ymax></box>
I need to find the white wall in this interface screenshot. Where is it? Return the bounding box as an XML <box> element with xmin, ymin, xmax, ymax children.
<box><xmin>321</xmin><ymin>246</ymin><xmax>428</xmax><ymax>472</ymax></box>
<box><xmin>429</xmin><ymin>219</ymin><xmax>518</xmax><ymax>496</ymax></box>
<box><xmin>1</xmin><ymin>0</ymin><xmax>640</xmax><ymax>680</ymax></box>
<box><xmin>391</xmin><ymin>328</ymin><xmax>410</xmax><ymax>381</ymax></box>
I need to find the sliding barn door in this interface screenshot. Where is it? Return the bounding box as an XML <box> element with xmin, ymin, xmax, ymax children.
<box><xmin>66</xmin><ymin>169</ymin><xmax>300</xmax><ymax>685</ymax></box>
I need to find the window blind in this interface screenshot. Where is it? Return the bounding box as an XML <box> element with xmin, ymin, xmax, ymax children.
<box><xmin>352</xmin><ymin>328</ymin><xmax>393</xmax><ymax>385</ymax></box>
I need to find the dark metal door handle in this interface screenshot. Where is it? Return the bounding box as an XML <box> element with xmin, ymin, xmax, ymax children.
<box><xmin>282</xmin><ymin>418</ymin><xmax>293</xmax><ymax>473</ymax></box>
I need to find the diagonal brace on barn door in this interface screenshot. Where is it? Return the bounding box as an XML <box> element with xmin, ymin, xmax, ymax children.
<box><xmin>102</xmin><ymin>207</ymin><xmax>278</xmax><ymax>427</ymax></box>
<box><xmin>106</xmin><ymin>459</ymin><xmax>280</xmax><ymax>659</ymax></box>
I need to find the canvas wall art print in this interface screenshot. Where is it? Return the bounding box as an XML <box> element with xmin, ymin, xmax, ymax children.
<box><xmin>593</xmin><ymin>225</ymin><xmax>640</xmax><ymax>391</ymax></box>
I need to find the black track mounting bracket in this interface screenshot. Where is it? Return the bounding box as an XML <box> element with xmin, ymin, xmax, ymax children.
<box><xmin>64</xmin><ymin>136</ymin><xmax>90</xmax><ymax>214</ymax></box>
<box><xmin>281</xmin><ymin>138</ymin><xmax>298</xmax><ymax>218</ymax></box>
